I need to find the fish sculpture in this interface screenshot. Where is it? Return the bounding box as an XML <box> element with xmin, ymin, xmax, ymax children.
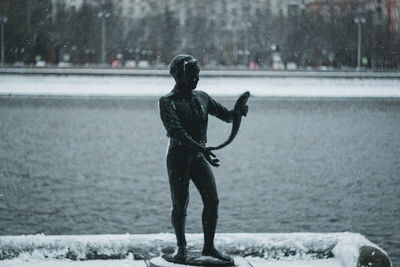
<box><xmin>209</xmin><ymin>91</ymin><xmax>250</xmax><ymax>151</ymax></box>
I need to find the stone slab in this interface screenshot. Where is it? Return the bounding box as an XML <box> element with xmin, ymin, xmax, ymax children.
<box><xmin>150</xmin><ymin>256</ymin><xmax>251</xmax><ymax>267</ymax></box>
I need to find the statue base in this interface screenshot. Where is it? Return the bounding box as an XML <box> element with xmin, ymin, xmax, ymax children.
<box><xmin>150</xmin><ymin>254</ymin><xmax>250</xmax><ymax>267</ymax></box>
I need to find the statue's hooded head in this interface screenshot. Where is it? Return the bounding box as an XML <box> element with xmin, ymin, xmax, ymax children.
<box><xmin>169</xmin><ymin>54</ymin><xmax>200</xmax><ymax>91</ymax></box>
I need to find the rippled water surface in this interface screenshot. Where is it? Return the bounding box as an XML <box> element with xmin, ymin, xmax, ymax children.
<box><xmin>0</xmin><ymin>96</ymin><xmax>399</xmax><ymax>264</ymax></box>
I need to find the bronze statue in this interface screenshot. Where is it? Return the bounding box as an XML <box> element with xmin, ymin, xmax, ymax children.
<box><xmin>159</xmin><ymin>54</ymin><xmax>249</xmax><ymax>265</ymax></box>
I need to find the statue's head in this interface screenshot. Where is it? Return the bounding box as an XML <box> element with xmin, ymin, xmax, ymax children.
<box><xmin>170</xmin><ymin>54</ymin><xmax>200</xmax><ymax>90</ymax></box>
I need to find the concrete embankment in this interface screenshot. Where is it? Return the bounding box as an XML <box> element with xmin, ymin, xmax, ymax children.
<box><xmin>0</xmin><ymin>233</ymin><xmax>392</xmax><ymax>267</ymax></box>
<box><xmin>1</xmin><ymin>67</ymin><xmax>400</xmax><ymax>79</ymax></box>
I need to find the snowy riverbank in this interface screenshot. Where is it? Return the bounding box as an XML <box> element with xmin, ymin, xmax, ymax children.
<box><xmin>0</xmin><ymin>233</ymin><xmax>391</xmax><ymax>267</ymax></box>
<box><xmin>0</xmin><ymin>74</ymin><xmax>400</xmax><ymax>97</ymax></box>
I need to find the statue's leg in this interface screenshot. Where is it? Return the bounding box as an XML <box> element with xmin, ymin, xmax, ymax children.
<box><xmin>167</xmin><ymin>146</ymin><xmax>190</xmax><ymax>261</ymax></box>
<box><xmin>190</xmin><ymin>156</ymin><xmax>232</xmax><ymax>262</ymax></box>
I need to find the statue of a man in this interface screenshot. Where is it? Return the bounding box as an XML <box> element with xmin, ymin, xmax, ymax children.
<box><xmin>159</xmin><ymin>55</ymin><xmax>248</xmax><ymax>264</ymax></box>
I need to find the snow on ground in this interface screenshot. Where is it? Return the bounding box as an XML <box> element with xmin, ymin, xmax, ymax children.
<box><xmin>0</xmin><ymin>258</ymin><xmax>146</xmax><ymax>267</ymax></box>
<box><xmin>0</xmin><ymin>233</ymin><xmax>391</xmax><ymax>267</ymax></box>
<box><xmin>246</xmin><ymin>258</ymin><xmax>342</xmax><ymax>267</ymax></box>
<box><xmin>150</xmin><ymin>256</ymin><xmax>343</xmax><ymax>267</ymax></box>
<box><xmin>0</xmin><ymin>75</ymin><xmax>399</xmax><ymax>97</ymax></box>
<box><xmin>0</xmin><ymin>258</ymin><xmax>342</xmax><ymax>267</ymax></box>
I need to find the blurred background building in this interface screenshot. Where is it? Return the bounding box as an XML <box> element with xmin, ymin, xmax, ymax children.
<box><xmin>0</xmin><ymin>0</ymin><xmax>399</xmax><ymax>69</ymax></box>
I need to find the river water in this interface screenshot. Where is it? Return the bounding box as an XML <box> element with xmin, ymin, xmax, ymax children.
<box><xmin>0</xmin><ymin>86</ymin><xmax>399</xmax><ymax>264</ymax></box>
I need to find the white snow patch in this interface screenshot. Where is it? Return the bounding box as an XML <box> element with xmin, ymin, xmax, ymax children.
<box><xmin>0</xmin><ymin>258</ymin><xmax>146</xmax><ymax>267</ymax></box>
<box><xmin>331</xmin><ymin>232</ymin><xmax>383</xmax><ymax>267</ymax></box>
<box><xmin>0</xmin><ymin>75</ymin><xmax>399</xmax><ymax>97</ymax></box>
<box><xmin>246</xmin><ymin>257</ymin><xmax>341</xmax><ymax>267</ymax></box>
<box><xmin>0</xmin><ymin>233</ymin><xmax>390</xmax><ymax>267</ymax></box>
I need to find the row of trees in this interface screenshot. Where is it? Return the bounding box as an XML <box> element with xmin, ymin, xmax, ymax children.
<box><xmin>1</xmin><ymin>0</ymin><xmax>399</xmax><ymax>68</ymax></box>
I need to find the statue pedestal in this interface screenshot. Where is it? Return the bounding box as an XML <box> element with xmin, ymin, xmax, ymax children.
<box><xmin>150</xmin><ymin>256</ymin><xmax>251</xmax><ymax>267</ymax></box>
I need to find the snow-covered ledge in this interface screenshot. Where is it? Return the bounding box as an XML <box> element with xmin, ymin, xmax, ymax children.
<box><xmin>0</xmin><ymin>233</ymin><xmax>391</xmax><ymax>267</ymax></box>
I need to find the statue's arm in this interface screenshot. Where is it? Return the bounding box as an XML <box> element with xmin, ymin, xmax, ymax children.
<box><xmin>206</xmin><ymin>93</ymin><xmax>234</xmax><ymax>123</ymax></box>
<box><xmin>159</xmin><ymin>97</ymin><xmax>206</xmax><ymax>153</ymax></box>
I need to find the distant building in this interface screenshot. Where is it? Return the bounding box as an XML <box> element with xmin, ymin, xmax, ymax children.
<box><xmin>305</xmin><ymin>0</ymin><xmax>399</xmax><ymax>33</ymax></box>
<box><xmin>270</xmin><ymin>0</ymin><xmax>309</xmax><ymax>16</ymax></box>
<box><xmin>383</xmin><ymin>0</ymin><xmax>399</xmax><ymax>32</ymax></box>
<box><xmin>49</xmin><ymin>0</ymin><xmax>399</xmax><ymax>34</ymax></box>
<box><xmin>50</xmin><ymin>0</ymin><xmax>84</xmax><ymax>13</ymax></box>
<box><xmin>50</xmin><ymin>0</ymin><xmax>313</xmax><ymax>26</ymax></box>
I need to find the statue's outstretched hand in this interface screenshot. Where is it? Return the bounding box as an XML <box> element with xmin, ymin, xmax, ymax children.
<box><xmin>202</xmin><ymin>148</ymin><xmax>220</xmax><ymax>167</ymax></box>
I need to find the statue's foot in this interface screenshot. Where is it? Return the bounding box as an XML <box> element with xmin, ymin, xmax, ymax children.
<box><xmin>202</xmin><ymin>247</ymin><xmax>233</xmax><ymax>263</ymax></box>
<box><xmin>168</xmin><ymin>246</ymin><xmax>187</xmax><ymax>263</ymax></box>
